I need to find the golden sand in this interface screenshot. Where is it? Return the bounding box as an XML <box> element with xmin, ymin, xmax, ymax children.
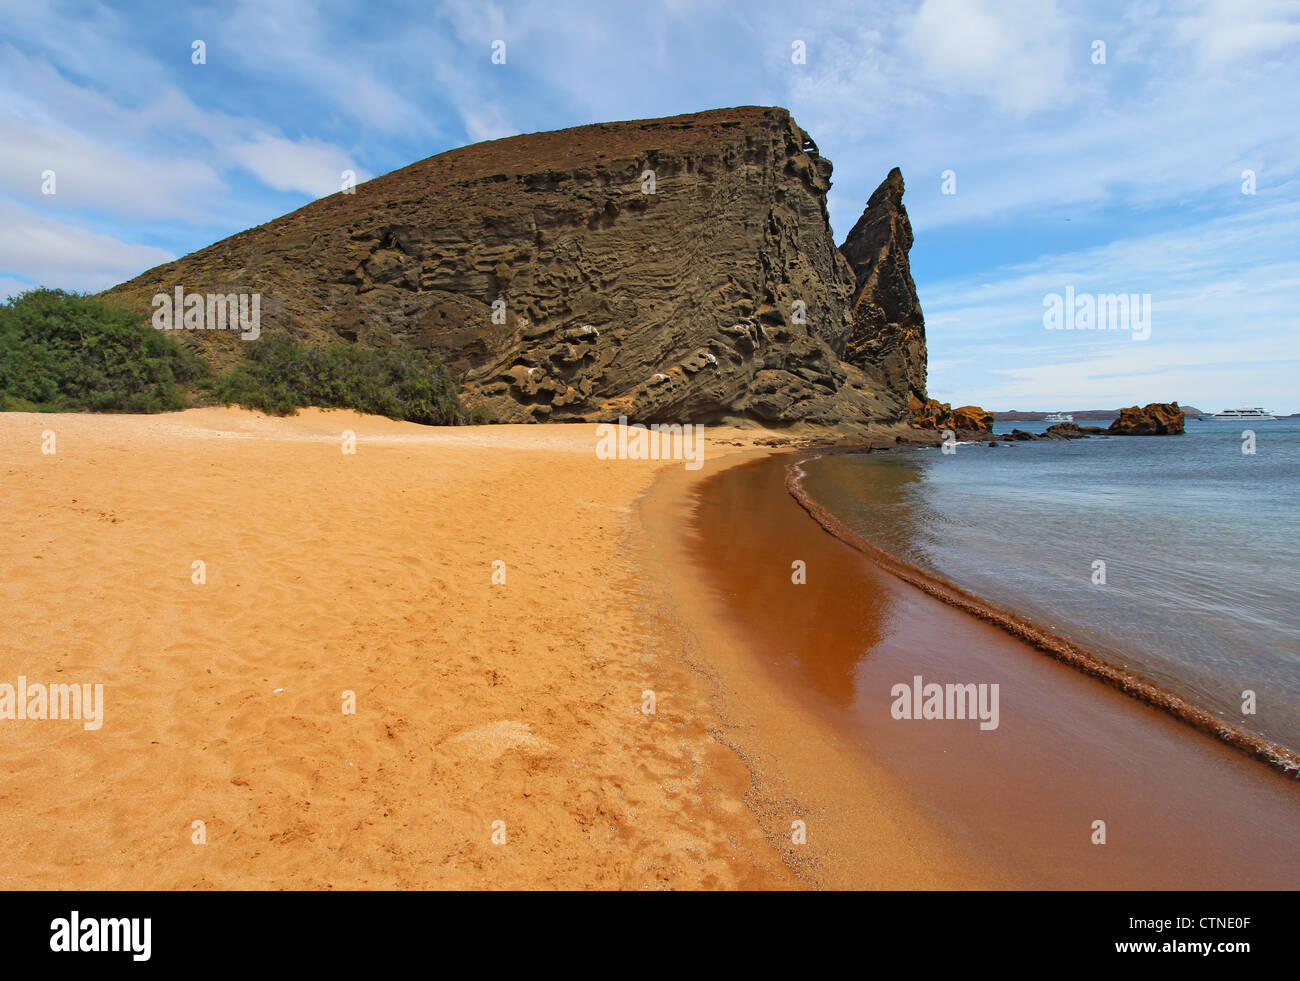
<box><xmin>0</xmin><ymin>409</ymin><xmax>784</xmax><ymax>888</ymax></box>
<box><xmin>0</xmin><ymin>407</ymin><xmax>993</xmax><ymax>890</ymax></box>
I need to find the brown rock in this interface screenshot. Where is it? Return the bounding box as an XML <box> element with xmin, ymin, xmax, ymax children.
<box><xmin>1045</xmin><ymin>422</ymin><xmax>1089</xmax><ymax>439</ymax></box>
<box><xmin>908</xmin><ymin>394</ymin><xmax>993</xmax><ymax>433</ymax></box>
<box><xmin>1108</xmin><ymin>402</ymin><xmax>1185</xmax><ymax>435</ymax></box>
<box><xmin>102</xmin><ymin>107</ymin><xmax>920</xmax><ymax>429</ymax></box>
<box><xmin>951</xmin><ymin>405</ymin><xmax>994</xmax><ymax>432</ymax></box>
<box><xmin>908</xmin><ymin>393</ymin><xmax>943</xmax><ymax>430</ymax></box>
<box><xmin>839</xmin><ymin>167</ymin><xmax>928</xmax><ymax>407</ymax></box>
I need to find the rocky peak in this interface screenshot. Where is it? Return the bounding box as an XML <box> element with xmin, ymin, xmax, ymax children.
<box><xmin>837</xmin><ymin>166</ymin><xmax>928</xmax><ymax>407</ymax></box>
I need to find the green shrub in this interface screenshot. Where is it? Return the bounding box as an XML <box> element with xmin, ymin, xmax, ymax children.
<box><xmin>0</xmin><ymin>394</ymin><xmax>40</xmax><ymax>413</ymax></box>
<box><xmin>0</xmin><ymin>287</ymin><xmax>472</xmax><ymax>426</ymax></box>
<box><xmin>467</xmin><ymin>403</ymin><xmax>496</xmax><ymax>425</ymax></box>
<box><xmin>212</xmin><ymin>332</ymin><xmax>466</xmax><ymax>425</ymax></box>
<box><xmin>0</xmin><ymin>288</ymin><xmax>206</xmax><ymax>412</ymax></box>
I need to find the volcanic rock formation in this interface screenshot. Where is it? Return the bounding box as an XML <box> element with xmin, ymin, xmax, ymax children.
<box><xmin>836</xmin><ymin>168</ymin><xmax>994</xmax><ymax>433</ymax></box>
<box><xmin>106</xmin><ymin>108</ymin><xmax>947</xmax><ymax>428</ymax></box>
<box><xmin>1108</xmin><ymin>402</ymin><xmax>1186</xmax><ymax>435</ymax></box>
<box><xmin>909</xmin><ymin>396</ymin><xmax>994</xmax><ymax>434</ymax></box>
<box><xmin>837</xmin><ymin>167</ymin><xmax>928</xmax><ymax>408</ymax></box>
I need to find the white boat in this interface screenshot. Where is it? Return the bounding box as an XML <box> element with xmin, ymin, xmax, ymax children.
<box><xmin>1044</xmin><ymin>412</ymin><xmax>1074</xmax><ymax>423</ymax></box>
<box><xmin>1201</xmin><ymin>407</ymin><xmax>1276</xmax><ymax>420</ymax></box>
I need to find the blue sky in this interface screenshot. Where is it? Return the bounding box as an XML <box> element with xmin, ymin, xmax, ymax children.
<box><xmin>2</xmin><ymin>0</ymin><xmax>1297</xmax><ymax>412</ymax></box>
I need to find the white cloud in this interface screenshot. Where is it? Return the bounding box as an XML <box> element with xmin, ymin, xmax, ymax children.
<box><xmin>227</xmin><ymin>135</ymin><xmax>372</xmax><ymax>198</ymax></box>
<box><xmin>966</xmin><ymin>351</ymin><xmax>1298</xmax><ymax>413</ymax></box>
<box><xmin>0</xmin><ymin>202</ymin><xmax>174</xmax><ymax>291</ymax></box>
<box><xmin>461</xmin><ymin>103</ymin><xmax>517</xmax><ymax>144</ymax></box>
<box><xmin>0</xmin><ymin>43</ymin><xmax>369</xmax><ymax>223</ymax></box>
<box><xmin>0</xmin><ymin>115</ymin><xmax>224</xmax><ymax>221</ymax></box>
<box><xmin>774</xmin><ymin>0</ymin><xmax>1300</xmax><ymax>238</ymax></box>
<box><xmin>1176</xmin><ymin>0</ymin><xmax>1300</xmax><ymax>65</ymax></box>
<box><xmin>901</xmin><ymin>0</ymin><xmax>1074</xmax><ymax>115</ymax></box>
<box><xmin>221</xmin><ymin>0</ymin><xmax>434</xmax><ymax>136</ymax></box>
<box><xmin>923</xmin><ymin>202</ymin><xmax>1300</xmax><ymax>410</ymax></box>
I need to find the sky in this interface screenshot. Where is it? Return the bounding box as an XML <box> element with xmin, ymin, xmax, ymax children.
<box><xmin>1</xmin><ymin>0</ymin><xmax>1297</xmax><ymax>412</ymax></box>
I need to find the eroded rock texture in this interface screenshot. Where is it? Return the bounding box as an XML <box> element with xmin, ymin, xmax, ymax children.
<box><xmin>910</xmin><ymin>396</ymin><xmax>994</xmax><ymax>434</ymax></box>
<box><xmin>838</xmin><ymin>167</ymin><xmax>928</xmax><ymax>408</ymax></box>
<box><xmin>1109</xmin><ymin>402</ymin><xmax>1186</xmax><ymax>435</ymax></box>
<box><xmin>106</xmin><ymin>107</ymin><xmax>926</xmax><ymax>427</ymax></box>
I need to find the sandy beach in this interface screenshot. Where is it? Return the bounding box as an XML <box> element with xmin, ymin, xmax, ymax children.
<box><xmin>1</xmin><ymin>407</ymin><xmax>812</xmax><ymax>890</ymax></box>
<box><xmin>5</xmin><ymin>407</ymin><xmax>1296</xmax><ymax>891</ymax></box>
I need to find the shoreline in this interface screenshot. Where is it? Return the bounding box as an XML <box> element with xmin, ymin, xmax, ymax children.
<box><xmin>640</xmin><ymin>445</ymin><xmax>1006</xmax><ymax>888</ymax></box>
<box><xmin>665</xmin><ymin>449</ymin><xmax>1300</xmax><ymax>888</ymax></box>
<box><xmin>784</xmin><ymin>449</ymin><xmax>1300</xmax><ymax>778</ymax></box>
<box><xmin>6</xmin><ymin>407</ymin><xmax>1298</xmax><ymax>890</ymax></box>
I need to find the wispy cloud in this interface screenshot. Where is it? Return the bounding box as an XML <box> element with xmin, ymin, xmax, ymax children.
<box><xmin>0</xmin><ymin>201</ymin><xmax>174</xmax><ymax>291</ymax></box>
<box><xmin>0</xmin><ymin>0</ymin><xmax>1295</xmax><ymax>410</ymax></box>
<box><xmin>226</xmin><ymin>135</ymin><xmax>372</xmax><ymax>197</ymax></box>
<box><xmin>900</xmin><ymin>0</ymin><xmax>1074</xmax><ymax>116</ymax></box>
<box><xmin>923</xmin><ymin>202</ymin><xmax>1300</xmax><ymax>410</ymax></box>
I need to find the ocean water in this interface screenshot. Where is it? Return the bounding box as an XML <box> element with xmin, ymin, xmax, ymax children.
<box><xmin>800</xmin><ymin>416</ymin><xmax>1300</xmax><ymax>753</ymax></box>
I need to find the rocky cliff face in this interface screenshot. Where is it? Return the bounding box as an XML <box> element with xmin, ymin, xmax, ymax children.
<box><xmin>837</xmin><ymin>167</ymin><xmax>928</xmax><ymax>407</ymax></box>
<box><xmin>106</xmin><ymin>107</ymin><xmax>927</xmax><ymax>428</ymax></box>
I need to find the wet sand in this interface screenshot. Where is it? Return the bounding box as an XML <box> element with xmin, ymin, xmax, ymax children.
<box><xmin>662</xmin><ymin>452</ymin><xmax>1300</xmax><ymax>888</ymax></box>
<box><xmin>644</xmin><ymin>452</ymin><xmax>1004</xmax><ymax>888</ymax></box>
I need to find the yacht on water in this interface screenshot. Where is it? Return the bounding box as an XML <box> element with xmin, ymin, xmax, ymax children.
<box><xmin>1044</xmin><ymin>412</ymin><xmax>1074</xmax><ymax>423</ymax></box>
<box><xmin>1201</xmin><ymin>407</ymin><xmax>1277</xmax><ymax>421</ymax></box>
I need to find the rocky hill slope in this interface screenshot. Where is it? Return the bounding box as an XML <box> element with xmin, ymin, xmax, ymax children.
<box><xmin>106</xmin><ymin>107</ymin><xmax>947</xmax><ymax>429</ymax></box>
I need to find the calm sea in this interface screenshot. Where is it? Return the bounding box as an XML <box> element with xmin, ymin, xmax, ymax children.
<box><xmin>800</xmin><ymin>416</ymin><xmax>1300</xmax><ymax>753</ymax></box>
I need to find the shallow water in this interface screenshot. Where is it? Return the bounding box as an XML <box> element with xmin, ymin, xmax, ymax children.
<box><xmin>801</xmin><ymin>417</ymin><xmax>1300</xmax><ymax>752</ymax></box>
<box><xmin>685</xmin><ymin>451</ymin><xmax>1300</xmax><ymax>888</ymax></box>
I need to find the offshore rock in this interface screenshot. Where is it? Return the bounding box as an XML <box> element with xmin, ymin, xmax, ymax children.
<box><xmin>1108</xmin><ymin>402</ymin><xmax>1186</xmax><ymax>435</ymax></box>
<box><xmin>909</xmin><ymin>394</ymin><xmax>994</xmax><ymax>434</ymax></box>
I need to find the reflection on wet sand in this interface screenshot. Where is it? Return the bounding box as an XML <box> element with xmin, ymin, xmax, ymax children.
<box><xmin>687</xmin><ymin>453</ymin><xmax>900</xmax><ymax>707</ymax></box>
<box><xmin>685</xmin><ymin>451</ymin><xmax>1300</xmax><ymax>888</ymax></box>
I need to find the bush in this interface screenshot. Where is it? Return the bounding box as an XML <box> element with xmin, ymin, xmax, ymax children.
<box><xmin>0</xmin><ymin>288</ymin><xmax>206</xmax><ymax>412</ymax></box>
<box><xmin>0</xmin><ymin>287</ymin><xmax>473</xmax><ymax>426</ymax></box>
<box><xmin>212</xmin><ymin>332</ymin><xmax>466</xmax><ymax>425</ymax></box>
<box><xmin>467</xmin><ymin>403</ymin><xmax>496</xmax><ymax>425</ymax></box>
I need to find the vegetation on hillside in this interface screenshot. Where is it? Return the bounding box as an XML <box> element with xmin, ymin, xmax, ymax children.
<box><xmin>0</xmin><ymin>288</ymin><xmax>488</xmax><ymax>424</ymax></box>
<box><xmin>212</xmin><ymin>332</ymin><xmax>470</xmax><ymax>425</ymax></box>
<box><xmin>0</xmin><ymin>288</ymin><xmax>204</xmax><ymax>412</ymax></box>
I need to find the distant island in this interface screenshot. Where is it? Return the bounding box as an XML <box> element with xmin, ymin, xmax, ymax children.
<box><xmin>996</xmin><ymin>406</ymin><xmax>1205</xmax><ymax>421</ymax></box>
